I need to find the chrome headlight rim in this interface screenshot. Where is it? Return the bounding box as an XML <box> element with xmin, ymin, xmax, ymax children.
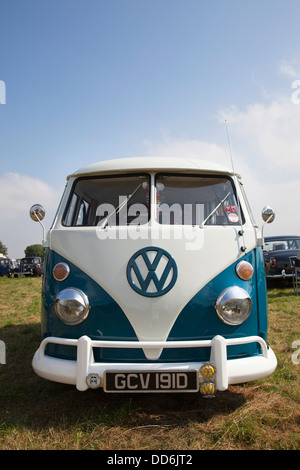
<box><xmin>55</xmin><ymin>287</ymin><xmax>90</xmax><ymax>325</ymax></box>
<box><xmin>215</xmin><ymin>286</ymin><xmax>252</xmax><ymax>326</ymax></box>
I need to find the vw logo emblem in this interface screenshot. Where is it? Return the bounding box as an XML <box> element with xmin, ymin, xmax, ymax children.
<box><xmin>126</xmin><ymin>247</ymin><xmax>178</xmax><ymax>297</ymax></box>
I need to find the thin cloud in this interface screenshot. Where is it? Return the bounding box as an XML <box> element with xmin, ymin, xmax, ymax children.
<box><xmin>0</xmin><ymin>173</ymin><xmax>62</xmax><ymax>258</ymax></box>
<box><xmin>0</xmin><ymin>172</ymin><xmax>60</xmax><ymax>219</ymax></box>
<box><xmin>218</xmin><ymin>97</ymin><xmax>300</xmax><ymax>175</ymax></box>
<box><xmin>278</xmin><ymin>59</ymin><xmax>300</xmax><ymax>79</ymax></box>
<box><xmin>143</xmin><ymin>137</ymin><xmax>231</xmax><ymax>167</ymax></box>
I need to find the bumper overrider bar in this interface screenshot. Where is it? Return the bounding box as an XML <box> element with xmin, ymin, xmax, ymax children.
<box><xmin>32</xmin><ymin>335</ymin><xmax>277</xmax><ymax>395</ymax></box>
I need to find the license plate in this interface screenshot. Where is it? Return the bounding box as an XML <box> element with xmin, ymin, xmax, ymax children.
<box><xmin>103</xmin><ymin>370</ymin><xmax>199</xmax><ymax>393</ymax></box>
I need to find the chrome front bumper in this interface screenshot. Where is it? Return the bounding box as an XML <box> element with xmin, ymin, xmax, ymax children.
<box><xmin>266</xmin><ymin>269</ymin><xmax>293</xmax><ymax>279</ymax></box>
<box><xmin>32</xmin><ymin>335</ymin><xmax>277</xmax><ymax>392</ymax></box>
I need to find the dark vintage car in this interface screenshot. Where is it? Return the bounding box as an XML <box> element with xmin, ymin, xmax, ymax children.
<box><xmin>263</xmin><ymin>235</ymin><xmax>300</xmax><ymax>286</ymax></box>
<box><xmin>0</xmin><ymin>257</ymin><xmax>14</xmax><ymax>277</ymax></box>
<box><xmin>14</xmin><ymin>257</ymin><xmax>43</xmax><ymax>277</ymax></box>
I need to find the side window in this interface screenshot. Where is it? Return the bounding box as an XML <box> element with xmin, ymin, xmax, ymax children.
<box><xmin>289</xmin><ymin>239</ymin><xmax>300</xmax><ymax>250</ymax></box>
<box><xmin>239</xmin><ymin>180</ymin><xmax>257</xmax><ymax>227</ymax></box>
<box><xmin>64</xmin><ymin>193</ymin><xmax>90</xmax><ymax>226</ymax></box>
<box><xmin>76</xmin><ymin>200</ymin><xmax>90</xmax><ymax>226</ymax></box>
<box><xmin>64</xmin><ymin>193</ymin><xmax>78</xmax><ymax>226</ymax></box>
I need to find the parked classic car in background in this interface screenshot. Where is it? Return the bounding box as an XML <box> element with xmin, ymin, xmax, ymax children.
<box><xmin>0</xmin><ymin>257</ymin><xmax>14</xmax><ymax>277</ymax></box>
<box><xmin>263</xmin><ymin>235</ymin><xmax>300</xmax><ymax>286</ymax></box>
<box><xmin>14</xmin><ymin>257</ymin><xmax>43</xmax><ymax>277</ymax></box>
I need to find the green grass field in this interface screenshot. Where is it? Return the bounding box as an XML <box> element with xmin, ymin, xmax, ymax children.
<box><xmin>0</xmin><ymin>276</ymin><xmax>299</xmax><ymax>450</ymax></box>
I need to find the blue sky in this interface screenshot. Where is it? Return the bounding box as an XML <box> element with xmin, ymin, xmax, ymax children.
<box><xmin>1</xmin><ymin>0</ymin><xmax>300</xmax><ymax>257</ymax></box>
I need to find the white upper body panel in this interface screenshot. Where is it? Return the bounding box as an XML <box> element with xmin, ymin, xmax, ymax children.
<box><xmin>67</xmin><ymin>157</ymin><xmax>237</xmax><ymax>179</ymax></box>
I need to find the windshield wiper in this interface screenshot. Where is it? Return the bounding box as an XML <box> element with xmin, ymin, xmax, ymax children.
<box><xmin>200</xmin><ymin>192</ymin><xmax>231</xmax><ymax>228</ymax></box>
<box><xmin>98</xmin><ymin>182</ymin><xmax>146</xmax><ymax>229</ymax></box>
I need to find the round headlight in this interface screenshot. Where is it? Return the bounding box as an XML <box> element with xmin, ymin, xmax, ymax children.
<box><xmin>236</xmin><ymin>260</ymin><xmax>253</xmax><ymax>281</ymax></box>
<box><xmin>215</xmin><ymin>286</ymin><xmax>252</xmax><ymax>325</ymax></box>
<box><xmin>55</xmin><ymin>288</ymin><xmax>90</xmax><ymax>325</ymax></box>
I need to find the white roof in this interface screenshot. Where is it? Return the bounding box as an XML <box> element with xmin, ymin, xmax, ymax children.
<box><xmin>67</xmin><ymin>157</ymin><xmax>236</xmax><ymax>180</ymax></box>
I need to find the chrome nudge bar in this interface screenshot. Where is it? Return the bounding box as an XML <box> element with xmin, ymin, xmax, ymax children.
<box><xmin>38</xmin><ymin>335</ymin><xmax>269</xmax><ymax>358</ymax></box>
<box><xmin>32</xmin><ymin>334</ymin><xmax>277</xmax><ymax>392</ymax></box>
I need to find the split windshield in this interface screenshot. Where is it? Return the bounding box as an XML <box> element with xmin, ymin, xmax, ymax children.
<box><xmin>63</xmin><ymin>173</ymin><xmax>242</xmax><ymax>227</ymax></box>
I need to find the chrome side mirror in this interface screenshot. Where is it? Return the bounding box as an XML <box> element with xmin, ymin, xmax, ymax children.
<box><xmin>30</xmin><ymin>204</ymin><xmax>45</xmax><ymax>222</ymax></box>
<box><xmin>30</xmin><ymin>204</ymin><xmax>46</xmax><ymax>244</ymax></box>
<box><xmin>262</xmin><ymin>206</ymin><xmax>275</xmax><ymax>224</ymax></box>
<box><xmin>29</xmin><ymin>204</ymin><xmax>46</xmax><ymax>222</ymax></box>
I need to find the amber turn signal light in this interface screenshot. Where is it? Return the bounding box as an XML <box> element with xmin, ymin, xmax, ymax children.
<box><xmin>53</xmin><ymin>262</ymin><xmax>70</xmax><ymax>281</ymax></box>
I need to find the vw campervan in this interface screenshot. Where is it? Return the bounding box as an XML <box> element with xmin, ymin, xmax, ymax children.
<box><xmin>31</xmin><ymin>157</ymin><xmax>277</xmax><ymax>396</ymax></box>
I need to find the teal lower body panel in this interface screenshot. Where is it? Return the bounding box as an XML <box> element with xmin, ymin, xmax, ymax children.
<box><xmin>42</xmin><ymin>248</ymin><xmax>266</xmax><ymax>363</ymax></box>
